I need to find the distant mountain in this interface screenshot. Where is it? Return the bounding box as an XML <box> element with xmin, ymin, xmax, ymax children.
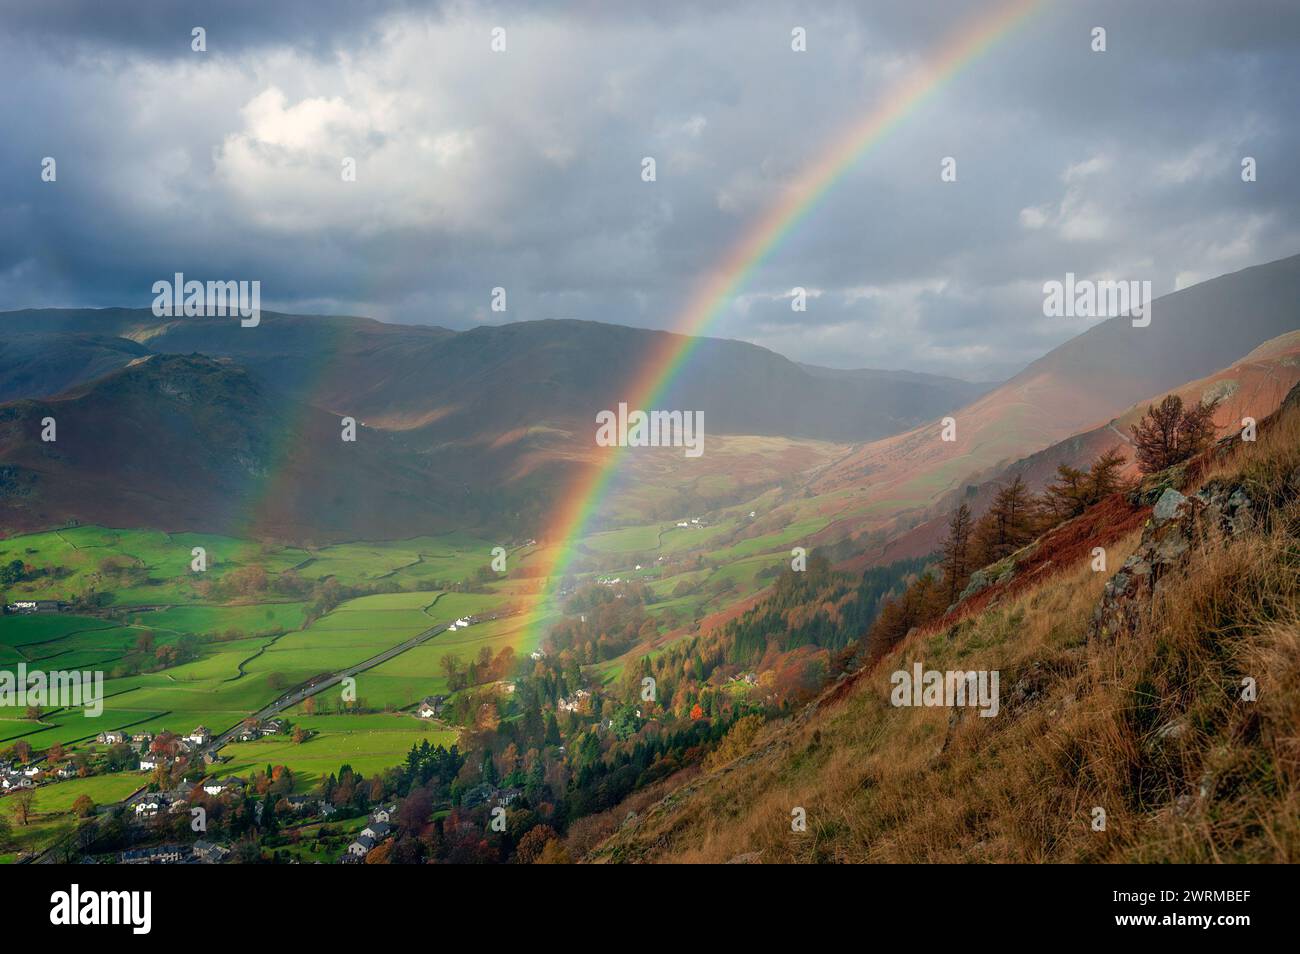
<box><xmin>0</xmin><ymin>331</ymin><xmax>149</xmax><ymax>404</ymax></box>
<box><xmin>0</xmin><ymin>354</ymin><xmax>471</xmax><ymax>542</ymax></box>
<box><xmin>0</xmin><ymin>310</ymin><xmax>988</xmax><ymax>445</ymax></box>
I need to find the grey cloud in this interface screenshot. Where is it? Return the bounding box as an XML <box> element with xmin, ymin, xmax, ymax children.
<box><xmin>2</xmin><ymin>0</ymin><xmax>1298</xmax><ymax>380</ymax></box>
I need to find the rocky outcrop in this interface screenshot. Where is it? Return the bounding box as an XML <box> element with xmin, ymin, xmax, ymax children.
<box><xmin>1091</xmin><ymin>481</ymin><xmax>1258</xmax><ymax>640</ymax></box>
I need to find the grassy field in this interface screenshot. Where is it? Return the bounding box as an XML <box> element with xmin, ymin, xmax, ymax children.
<box><xmin>218</xmin><ymin>714</ymin><xmax>458</xmax><ymax>790</ymax></box>
<box><xmin>0</xmin><ymin>773</ymin><xmax>145</xmax><ymax>863</ymax></box>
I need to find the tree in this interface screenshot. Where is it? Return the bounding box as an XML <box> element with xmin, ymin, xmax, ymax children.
<box><xmin>1130</xmin><ymin>394</ymin><xmax>1221</xmax><ymax>474</ymax></box>
<box><xmin>515</xmin><ymin>824</ymin><xmax>558</xmax><ymax>864</ymax></box>
<box><xmin>291</xmin><ymin>726</ymin><xmax>308</xmax><ymax>744</ymax></box>
<box><xmin>72</xmin><ymin>794</ymin><xmax>95</xmax><ymax>818</ymax></box>
<box><xmin>12</xmin><ymin>790</ymin><xmax>35</xmax><ymax>827</ymax></box>
<box><xmin>941</xmin><ymin>503</ymin><xmax>975</xmax><ymax>605</ymax></box>
<box><xmin>1085</xmin><ymin>446</ymin><xmax>1129</xmax><ymax>500</ymax></box>
<box><xmin>973</xmin><ymin>476</ymin><xmax>1036</xmax><ymax>566</ymax></box>
<box><xmin>0</xmin><ymin>811</ymin><xmax>11</xmax><ymax>848</ymax></box>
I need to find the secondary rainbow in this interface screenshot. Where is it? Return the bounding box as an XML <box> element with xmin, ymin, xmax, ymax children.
<box><xmin>520</xmin><ymin>0</ymin><xmax>1044</xmax><ymax>641</ymax></box>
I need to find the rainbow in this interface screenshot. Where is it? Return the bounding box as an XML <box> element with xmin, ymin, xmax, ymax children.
<box><xmin>519</xmin><ymin>0</ymin><xmax>1043</xmax><ymax>642</ymax></box>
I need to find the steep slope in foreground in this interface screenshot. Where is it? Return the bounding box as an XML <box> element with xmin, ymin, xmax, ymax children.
<box><xmin>589</xmin><ymin>387</ymin><xmax>1300</xmax><ymax>863</ymax></box>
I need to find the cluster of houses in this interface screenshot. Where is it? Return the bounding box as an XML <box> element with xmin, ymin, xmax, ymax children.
<box><xmin>445</xmin><ymin>615</ymin><xmax>478</xmax><ymax>632</ymax></box>
<box><xmin>119</xmin><ymin>840</ymin><xmax>230</xmax><ymax>864</ymax></box>
<box><xmin>3</xmin><ymin>599</ymin><xmax>62</xmax><ymax>614</ymax></box>
<box><xmin>674</xmin><ymin>517</ymin><xmax>709</xmax><ymax>529</ymax></box>
<box><xmin>557</xmin><ymin>688</ymin><xmax>591</xmax><ymax>714</ymax></box>
<box><xmin>235</xmin><ymin>717</ymin><xmax>288</xmax><ymax>742</ymax></box>
<box><xmin>1</xmin><ymin>758</ymin><xmax>41</xmax><ymax>791</ymax></box>
<box><xmin>96</xmin><ymin>719</ymin><xmax>289</xmax><ymax>777</ymax></box>
<box><xmin>133</xmin><ymin>774</ymin><xmax>337</xmax><ymax>822</ymax></box>
<box><xmin>345</xmin><ymin>803</ymin><xmax>398</xmax><ymax>860</ymax></box>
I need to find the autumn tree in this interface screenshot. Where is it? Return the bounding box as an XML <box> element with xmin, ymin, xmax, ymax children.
<box><xmin>973</xmin><ymin>475</ymin><xmax>1038</xmax><ymax>566</ymax></box>
<box><xmin>1044</xmin><ymin>446</ymin><xmax>1132</xmax><ymax>519</ymax></box>
<box><xmin>516</xmin><ymin>824</ymin><xmax>559</xmax><ymax>864</ymax></box>
<box><xmin>72</xmin><ymin>794</ymin><xmax>95</xmax><ymax>818</ymax></box>
<box><xmin>12</xmin><ymin>790</ymin><xmax>35</xmax><ymax>826</ymax></box>
<box><xmin>1085</xmin><ymin>446</ymin><xmax>1129</xmax><ymax>499</ymax></box>
<box><xmin>1130</xmin><ymin>394</ymin><xmax>1221</xmax><ymax>474</ymax></box>
<box><xmin>941</xmin><ymin>503</ymin><xmax>975</xmax><ymax>604</ymax></box>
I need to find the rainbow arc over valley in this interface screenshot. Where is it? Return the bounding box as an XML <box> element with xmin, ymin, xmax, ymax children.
<box><xmin>517</xmin><ymin>0</ymin><xmax>1044</xmax><ymax>646</ymax></box>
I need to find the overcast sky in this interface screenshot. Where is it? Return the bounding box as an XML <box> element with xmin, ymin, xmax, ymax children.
<box><xmin>2</xmin><ymin>0</ymin><xmax>1298</xmax><ymax>381</ymax></box>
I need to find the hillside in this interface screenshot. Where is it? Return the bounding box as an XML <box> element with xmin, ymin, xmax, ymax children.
<box><xmin>858</xmin><ymin>329</ymin><xmax>1300</xmax><ymax>568</ymax></box>
<box><xmin>0</xmin><ymin>353</ymin><xmax>472</xmax><ymax>541</ymax></box>
<box><xmin>811</xmin><ymin>254</ymin><xmax>1300</xmax><ymax>547</ymax></box>
<box><xmin>0</xmin><ymin>309</ymin><xmax>986</xmax><ymax>445</ymax></box>
<box><xmin>586</xmin><ymin>384</ymin><xmax>1300</xmax><ymax>863</ymax></box>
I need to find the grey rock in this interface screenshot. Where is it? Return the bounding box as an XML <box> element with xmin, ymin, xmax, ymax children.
<box><xmin>1153</xmin><ymin>488</ymin><xmax>1188</xmax><ymax>524</ymax></box>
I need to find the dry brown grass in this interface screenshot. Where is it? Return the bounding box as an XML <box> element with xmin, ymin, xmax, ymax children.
<box><xmin>589</xmin><ymin>399</ymin><xmax>1300</xmax><ymax>864</ymax></box>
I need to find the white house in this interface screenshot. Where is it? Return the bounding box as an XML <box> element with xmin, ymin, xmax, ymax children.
<box><xmin>139</xmin><ymin>757</ymin><xmax>161</xmax><ymax>771</ymax></box>
<box><xmin>134</xmin><ymin>797</ymin><xmax>163</xmax><ymax>817</ymax></box>
<box><xmin>185</xmin><ymin>725</ymin><xmax>211</xmax><ymax>746</ymax></box>
<box><xmin>360</xmin><ymin>821</ymin><xmax>391</xmax><ymax>841</ymax></box>
<box><xmin>370</xmin><ymin>804</ymin><xmax>396</xmax><ymax>824</ymax></box>
<box><xmin>348</xmin><ymin>834</ymin><xmax>375</xmax><ymax>857</ymax></box>
<box><xmin>97</xmin><ymin>730</ymin><xmax>127</xmax><ymax>745</ymax></box>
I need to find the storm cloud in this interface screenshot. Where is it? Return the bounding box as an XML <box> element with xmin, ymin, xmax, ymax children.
<box><xmin>2</xmin><ymin>0</ymin><xmax>1298</xmax><ymax>380</ymax></box>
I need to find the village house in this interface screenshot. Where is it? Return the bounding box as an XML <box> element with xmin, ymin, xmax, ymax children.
<box><xmin>557</xmin><ymin>688</ymin><xmax>591</xmax><ymax>713</ymax></box>
<box><xmin>96</xmin><ymin>730</ymin><xmax>127</xmax><ymax>745</ymax></box>
<box><xmin>134</xmin><ymin>796</ymin><xmax>164</xmax><ymax>818</ymax></box>
<box><xmin>416</xmin><ymin>696</ymin><xmax>444</xmax><ymax>719</ymax></box>
<box><xmin>360</xmin><ymin>820</ymin><xmax>391</xmax><ymax>842</ymax></box>
<box><xmin>261</xmin><ymin>718</ymin><xmax>287</xmax><ymax>735</ymax></box>
<box><xmin>55</xmin><ymin>763</ymin><xmax>78</xmax><ymax>779</ymax></box>
<box><xmin>131</xmin><ymin>732</ymin><xmax>153</xmax><ymax>745</ymax></box>
<box><xmin>21</xmin><ymin>763</ymin><xmax>42</xmax><ymax>777</ymax></box>
<box><xmin>121</xmin><ymin>844</ymin><xmax>186</xmax><ymax>864</ymax></box>
<box><xmin>185</xmin><ymin>725</ymin><xmax>211</xmax><ymax>746</ymax></box>
<box><xmin>370</xmin><ymin>804</ymin><xmax>397</xmax><ymax>824</ymax></box>
<box><xmin>347</xmin><ymin>834</ymin><xmax>375</xmax><ymax>858</ymax></box>
<box><xmin>192</xmin><ymin>840</ymin><xmax>230</xmax><ymax>864</ymax></box>
<box><xmin>139</xmin><ymin>756</ymin><xmax>162</xmax><ymax>771</ymax></box>
<box><xmin>202</xmin><ymin>776</ymin><xmax>245</xmax><ymax>797</ymax></box>
<box><xmin>4</xmin><ymin>599</ymin><xmax>61</xmax><ymax>614</ymax></box>
<box><xmin>1</xmin><ymin>774</ymin><xmax>35</xmax><ymax>790</ymax></box>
